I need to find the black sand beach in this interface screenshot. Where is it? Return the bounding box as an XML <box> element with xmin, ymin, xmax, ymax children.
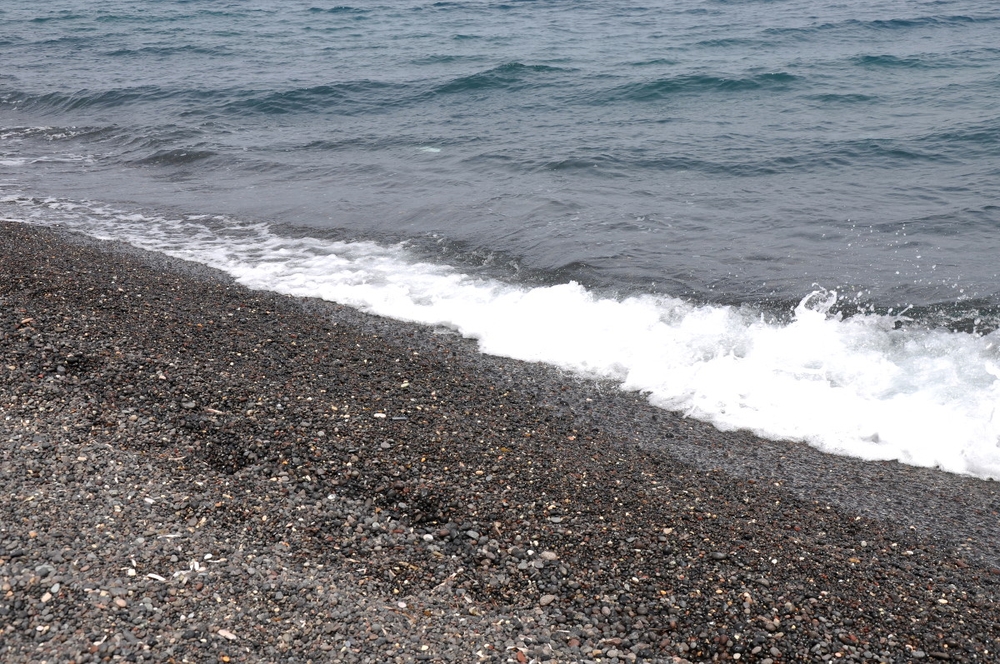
<box><xmin>4</xmin><ymin>220</ymin><xmax>1000</xmax><ymax>663</ymax></box>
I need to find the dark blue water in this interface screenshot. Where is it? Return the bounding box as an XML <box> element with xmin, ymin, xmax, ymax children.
<box><xmin>3</xmin><ymin>0</ymin><xmax>999</xmax><ymax>312</ymax></box>
<box><xmin>6</xmin><ymin>0</ymin><xmax>1000</xmax><ymax>477</ymax></box>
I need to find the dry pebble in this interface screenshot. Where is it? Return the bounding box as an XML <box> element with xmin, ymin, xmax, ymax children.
<box><xmin>4</xmin><ymin>221</ymin><xmax>1000</xmax><ymax>663</ymax></box>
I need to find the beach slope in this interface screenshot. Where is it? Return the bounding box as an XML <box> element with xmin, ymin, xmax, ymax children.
<box><xmin>2</xmin><ymin>221</ymin><xmax>1000</xmax><ymax>663</ymax></box>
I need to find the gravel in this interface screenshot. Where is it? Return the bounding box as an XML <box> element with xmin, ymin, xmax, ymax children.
<box><xmin>4</xmin><ymin>220</ymin><xmax>1000</xmax><ymax>663</ymax></box>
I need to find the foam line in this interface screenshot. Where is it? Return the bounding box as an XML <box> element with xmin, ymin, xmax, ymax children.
<box><xmin>6</xmin><ymin>194</ymin><xmax>1000</xmax><ymax>479</ymax></box>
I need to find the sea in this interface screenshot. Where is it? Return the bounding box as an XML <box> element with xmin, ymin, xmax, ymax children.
<box><xmin>3</xmin><ymin>0</ymin><xmax>1000</xmax><ymax>478</ymax></box>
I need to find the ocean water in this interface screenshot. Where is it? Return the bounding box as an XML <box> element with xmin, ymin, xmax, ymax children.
<box><xmin>3</xmin><ymin>0</ymin><xmax>1000</xmax><ymax>478</ymax></box>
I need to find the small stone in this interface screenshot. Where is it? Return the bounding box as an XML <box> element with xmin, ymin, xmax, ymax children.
<box><xmin>41</xmin><ymin>592</ymin><xmax>52</xmax><ymax>603</ymax></box>
<box><xmin>422</xmin><ymin>534</ymin><xmax>434</xmax><ymax>542</ymax></box>
<box><xmin>912</xmin><ymin>652</ymin><xmax>926</xmax><ymax>659</ymax></box>
<box><xmin>710</xmin><ymin>551</ymin><xmax>728</xmax><ymax>560</ymax></box>
<box><xmin>114</xmin><ymin>598</ymin><xmax>127</xmax><ymax>608</ymax></box>
<box><xmin>182</xmin><ymin>401</ymin><xmax>196</xmax><ymax>409</ymax></box>
<box><xmin>217</xmin><ymin>629</ymin><xmax>237</xmax><ymax>641</ymax></box>
<box><xmin>540</xmin><ymin>551</ymin><xmax>558</xmax><ymax>561</ymax></box>
<box><xmin>539</xmin><ymin>594</ymin><xmax>557</xmax><ymax>606</ymax></box>
<box><xmin>466</xmin><ymin>530</ymin><xmax>480</xmax><ymax>540</ymax></box>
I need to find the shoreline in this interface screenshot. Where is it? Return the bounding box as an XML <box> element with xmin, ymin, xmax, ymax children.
<box><xmin>3</xmin><ymin>220</ymin><xmax>1000</xmax><ymax>663</ymax></box>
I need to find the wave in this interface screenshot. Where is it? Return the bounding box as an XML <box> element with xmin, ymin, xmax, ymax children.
<box><xmin>104</xmin><ymin>44</ymin><xmax>232</xmax><ymax>58</ymax></box>
<box><xmin>864</xmin><ymin>14</ymin><xmax>991</xmax><ymax>29</ymax></box>
<box><xmin>0</xmin><ymin>125</ymin><xmax>120</xmax><ymax>142</ymax></box>
<box><xmin>852</xmin><ymin>54</ymin><xmax>950</xmax><ymax>69</ymax></box>
<box><xmin>0</xmin><ymin>81</ymin><xmax>411</xmax><ymax>118</ymax></box>
<box><xmin>923</xmin><ymin>119</ymin><xmax>1000</xmax><ymax>147</ymax></box>
<box><xmin>434</xmin><ymin>62</ymin><xmax>572</xmax><ymax>95</ymax></box>
<box><xmin>0</xmin><ymin>86</ymin><xmax>184</xmax><ymax>114</ymax></box>
<box><xmin>805</xmin><ymin>92</ymin><xmax>878</xmax><ymax>104</ymax></box>
<box><xmin>7</xmin><ymin>195</ymin><xmax>1000</xmax><ymax>480</ymax></box>
<box><xmin>222</xmin><ymin>81</ymin><xmax>410</xmax><ymax>116</ymax></box>
<box><xmin>130</xmin><ymin>149</ymin><xmax>217</xmax><ymax>166</ymax></box>
<box><xmin>462</xmin><ymin>131</ymin><xmax>954</xmax><ymax>181</ymax></box>
<box><xmin>761</xmin><ymin>13</ymin><xmax>999</xmax><ymax>43</ymax></box>
<box><xmin>28</xmin><ymin>12</ymin><xmax>86</xmax><ymax>24</ymax></box>
<box><xmin>608</xmin><ymin>72</ymin><xmax>797</xmax><ymax>102</ymax></box>
<box><xmin>627</xmin><ymin>58</ymin><xmax>679</xmax><ymax>67</ymax></box>
<box><xmin>411</xmin><ymin>54</ymin><xmax>487</xmax><ymax>66</ymax></box>
<box><xmin>694</xmin><ymin>37</ymin><xmax>758</xmax><ymax>49</ymax></box>
<box><xmin>307</xmin><ymin>6</ymin><xmax>370</xmax><ymax>14</ymax></box>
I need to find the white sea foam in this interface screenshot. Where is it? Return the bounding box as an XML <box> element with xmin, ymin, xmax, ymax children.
<box><xmin>6</xmin><ymin>195</ymin><xmax>1000</xmax><ymax>479</ymax></box>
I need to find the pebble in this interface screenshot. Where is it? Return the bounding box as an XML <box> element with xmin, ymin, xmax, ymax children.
<box><xmin>3</xmin><ymin>222</ymin><xmax>1000</xmax><ymax>664</ymax></box>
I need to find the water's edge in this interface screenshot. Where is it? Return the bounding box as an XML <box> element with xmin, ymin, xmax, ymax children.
<box><xmin>10</xmin><ymin>219</ymin><xmax>1000</xmax><ymax>569</ymax></box>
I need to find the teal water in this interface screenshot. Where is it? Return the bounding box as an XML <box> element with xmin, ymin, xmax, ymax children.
<box><xmin>3</xmin><ymin>0</ymin><xmax>999</xmax><ymax>316</ymax></box>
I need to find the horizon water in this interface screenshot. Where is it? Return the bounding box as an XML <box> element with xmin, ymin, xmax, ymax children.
<box><xmin>3</xmin><ymin>0</ymin><xmax>1000</xmax><ymax>478</ymax></box>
